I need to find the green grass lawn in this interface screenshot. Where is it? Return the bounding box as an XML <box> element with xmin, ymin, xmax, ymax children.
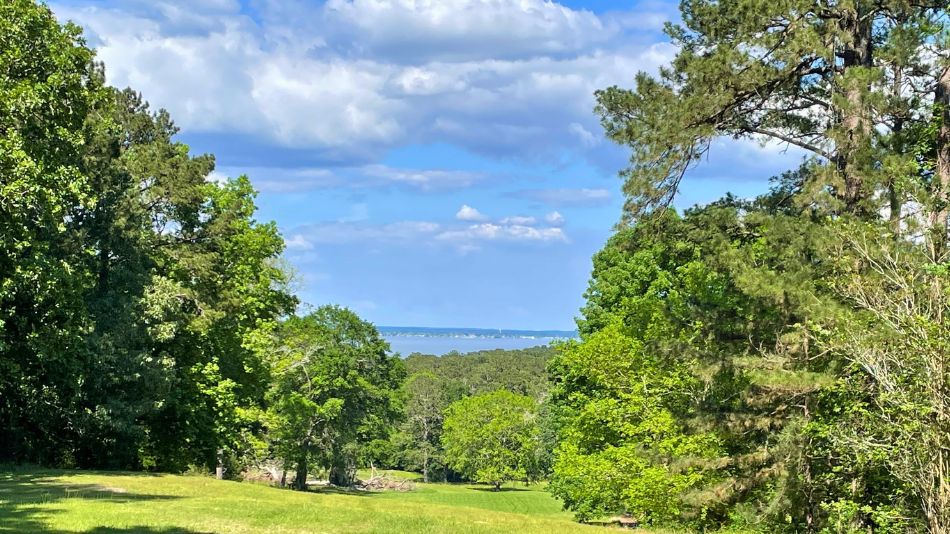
<box><xmin>0</xmin><ymin>467</ymin><xmax>630</xmax><ymax>533</ymax></box>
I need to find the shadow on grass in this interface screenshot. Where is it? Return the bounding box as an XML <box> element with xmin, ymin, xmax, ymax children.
<box><xmin>0</xmin><ymin>471</ymin><xmax>205</xmax><ymax>533</ymax></box>
<box><xmin>83</xmin><ymin>529</ymin><xmax>210</xmax><ymax>534</ymax></box>
<box><xmin>468</xmin><ymin>486</ymin><xmax>533</xmax><ymax>492</ymax></box>
<box><xmin>308</xmin><ymin>485</ymin><xmax>378</xmax><ymax>497</ymax></box>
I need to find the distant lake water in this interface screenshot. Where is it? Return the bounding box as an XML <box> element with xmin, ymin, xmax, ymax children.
<box><xmin>384</xmin><ymin>335</ymin><xmax>560</xmax><ymax>356</ymax></box>
<box><xmin>379</xmin><ymin>326</ymin><xmax>577</xmax><ymax>357</ymax></box>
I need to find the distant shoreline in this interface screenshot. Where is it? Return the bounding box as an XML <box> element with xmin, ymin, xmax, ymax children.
<box><xmin>377</xmin><ymin>326</ymin><xmax>577</xmax><ymax>339</ymax></box>
<box><xmin>379</xmin><ymin>327</ymin><xmax>576</xmax><ymax>356</ymax></box>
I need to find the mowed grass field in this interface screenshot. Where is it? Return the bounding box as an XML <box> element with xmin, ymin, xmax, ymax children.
<box><xmin>0</xmin><ymin>467</ymin><xmax>633</xmax><ymax>533</ymax></box>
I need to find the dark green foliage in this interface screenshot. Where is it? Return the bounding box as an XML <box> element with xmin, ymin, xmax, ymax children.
<box><xmin>77</xmin><ymin>87</ymin><xmax>298</xmax><ymax>472</ymax></box>
<box><xmin>556</xmin><ymin>0</ymin><xmax>950</xmax><ymax>530</ymax></box>
<box><xmin>75</xmin><ymin>89</ymin><xmax>296</xmax><ymax>472</ymax></box>
<box><xmin>266</xmin><ymin>306</ymin><xmax>405</xmax><ymax>489</ymax></box>
<box><xmin>405</xmin><ymin>346</ymin><xmax>553</xmax><ymax>399</ymax></box>
<box><xmin>0</xmin><ymin>0</ymin><xmax>99</xmax><ymax>464</ymax></box>
<box><xmin>399</xmin><ymin>372</ymin><xmax>450</xmax><ymax>482</ymax></box>
<box><xmin>0</xmin><ymin>2</ymin><xmax>296</xmax><ymax>472</ymax></box>
<box><xmin>549</xmin><ymin>320</ymin><xmax>721</xmax><ymax>524</ymax></box>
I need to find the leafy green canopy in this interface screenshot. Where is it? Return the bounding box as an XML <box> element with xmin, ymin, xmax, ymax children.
<box><xmin>553</xmin><ymin>110</ymin><xmax>950</xmax><ymax>532</ymax></box>
<box><xmin>442</xmin><ymin>390</ymin><xmax>545</xmax><ymax>490</ymax></box>
<box><xmin>81</xmin><ymin>88</ymin><xmax>297</xmax><ymax>471</ymax></box>
<box><xmin>405</xmin><ymin>346</ymin><xmax>553</xmax><ymax>399</ymax></box>
<box><xmin>549</xmin><ymin>320</ymin><xmax>721</xmax><ymax>523</ymax></box>
<box><xmin>397</xmin><ymin>371</ymin><xmax>451</xmax><ymax>482</ymax></box>
<box><xmin>266</xmin><ymin>306</ymin><xmax>405</xmax><ymax>489</ymax></box>
<box><xmin>1</xmin><ymin>1</ymin><xmax>296</xmax><ymax>471</ymax></box>
<box><xmin>549</xmin><ymin>183</ymin><xmax>857</xmax><ymax>529</ymax></box>
<box><xmin>0</xmin><ymin>0</ymin><xmax>99</xmax><ymax>464</ymax></box>
<box><xmin>556</xmin><ymin>0</ymin><xmax>950</xmax><ymax>530</ymax></box>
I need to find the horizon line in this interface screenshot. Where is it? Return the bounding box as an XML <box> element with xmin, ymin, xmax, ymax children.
<box><xmin>377</xmin><ymin>325</ymin><xmax>578</xmax><ymax>334</ymax></box>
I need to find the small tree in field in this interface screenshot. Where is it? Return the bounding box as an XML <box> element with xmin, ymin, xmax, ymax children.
<box><xmin>441</xmin><ymin>390</ymin><xmax>542</xmax><ymax>490</ymax></box>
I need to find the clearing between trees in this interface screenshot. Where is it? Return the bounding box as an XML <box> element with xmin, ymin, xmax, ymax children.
<box><xmin>0</xmin><ymin>467</ymin><xmax>650</xmax><ymax>533</ymax></box>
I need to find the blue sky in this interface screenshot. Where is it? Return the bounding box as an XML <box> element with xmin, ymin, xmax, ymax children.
<box><xmin>52</xmin><ymin>0</ymin><xmax>804</xmax><ymax>330</ymax></box>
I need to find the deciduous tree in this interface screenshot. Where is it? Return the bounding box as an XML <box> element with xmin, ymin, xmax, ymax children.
<box><xmin>0</xmin><ymin>0</ymin><xmax>99</xmax><ymax>463</ymax></box>
<box><xmin>267</xmin><ymin>306</ymin><xmax>404</xmax><ymax>490</ymax></box>
<box><xmin>441</xmin><ymin>390</ymin><xmax>543</xmax><ymax>490</ymax></box>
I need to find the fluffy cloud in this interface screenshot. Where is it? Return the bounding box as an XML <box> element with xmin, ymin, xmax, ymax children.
<box><xmin>284</xmin><ymin>234</ymin><xmax>315</xmax><ymax>250</ymax></box>
<box><xmin>456</xmin><ymin>204</ymin><xmax>487</xmax><ymax>221</ymax></box>
<box><xmin>286</xmin><ymin>211</ymin><xmax>569</xmax><ymax>251</ymax></box>
<box><xmin>51</xmin><ymin>1</ymin><xmax>676</xmax><ymax>164</ymax></box>
<box><xmin>322</xmin><ymin>0</ymin><xmax>615</xmax><ymax>62</ymax></box>
<box><xmin>569</xmin><ymin>122</ymin><xmax>599</xmax><ymax>148</ymax></box>
<box><xmin>361</xmin><ymin>166</ymin><xmax>484</xmax><ymax>191</ymax></box>
<box><xmin>205</xmin><ymin>170</ymin><xmax>230</xmax><ymax>185</ymax></box>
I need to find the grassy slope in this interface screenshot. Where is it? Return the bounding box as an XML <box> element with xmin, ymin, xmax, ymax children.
<box><xmin>0</xmin><ymin>468</ymin><xmax>625</xmax><ymax>534</ymax></box>
<box><xmin>361</xmin><ymin>471</ymin><xmax>571</xmax><ymax>520</ymax></box>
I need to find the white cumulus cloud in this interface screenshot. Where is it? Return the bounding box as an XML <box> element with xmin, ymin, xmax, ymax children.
<box><xmin>51</xmin><ymin>1</ymin><xmax>676</xmax><ymax>165</ymax></box>
<box><xmin>323</xmin><ymin>0</ymin><xmax>614</xmax><ymax>62</ymax></box>
<box><xmin>456</xmin><ymin>204</ymin><xmax>488</xmax><ymax>221</ymax></box>
<box><xmin>222</xmin><ymin>165</ymin><xmax>484</xmax><ymax>194</ymax></box>
<box><xmin>289</xmin><ymin>221</ymin><xmax>442</xmax><ymax>245</ymax></box>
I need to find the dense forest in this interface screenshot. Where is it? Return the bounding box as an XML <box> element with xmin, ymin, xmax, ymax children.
<box><xmin>4</xmin><ymin>0</ymin><xmax>950</xmax><ymax>532</ymax></box>
<box><xmin>543</xmin><ymin>0</ymin><xmax>950</xmax><ymax>532</ymax></box>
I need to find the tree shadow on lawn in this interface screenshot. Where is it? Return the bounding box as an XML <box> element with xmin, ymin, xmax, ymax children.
<box><xmin>309</xmin><ymin>485</ymin><xmax>378</xmax><ymax>497</ymax></box>
<box><xmin>467</xmin><ymin>486</ymin><xmax>533</xmax><ymax>492</ymax></box>
<box><xmin>82</xmin><ymin>529</ymin><xmax>211</xmax><ymax>534</ymax></box>
<box><xmin>0</xmin><ymin>471</ymin><xmax>206</xmax><ymax>533</ymax></box>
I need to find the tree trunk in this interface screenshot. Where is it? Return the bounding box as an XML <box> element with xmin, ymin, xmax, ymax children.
<box><xmin>837</xmin><ymin>5</ymin><xmax>874</xmax><ymax>213</ymax></box>
<box><xmin>329</xmin><ymin>464</ymin><xmax>353</xmax><ymax>487</ymax></box>
<box><xmin>422</xmin><ymin>423</ymin><xmax>430</xmax><ymax>483</ymax></box>
<box><xmin>422</xmin><ymin>448</ymin><xmax>429</xmax><ymax>483</ymax></box>
<box><xmin>889</xmin><ymin>167</ymin><xmax>902</xmax><ymax>235</ymax></box>
<box><xmin>329</xmin><ymin>449</ymin><xmax>355</xmax><ymax>487</ymax></box>
<box><xmin>293</xmin><ymin>454</ymin><xmax>309</xmax><ymax>491</ymax></box>
<box><xmin>889</xmin><ymin>65</ymin><xmax>905</xmax><ymax>236</ymax></box>
<box><xmin>931</xmin><ymin>65</ymin><xmax>950</xmax><ymax>262</ymax></box>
